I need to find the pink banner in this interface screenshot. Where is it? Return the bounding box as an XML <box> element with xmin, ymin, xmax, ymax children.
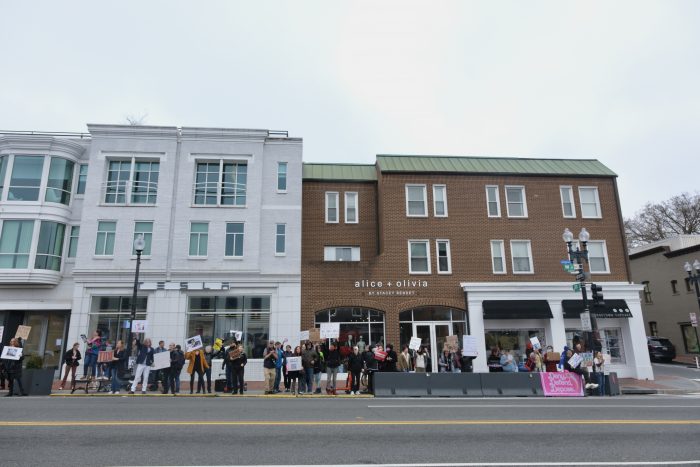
<box><xmin>540</xmin><ymin>372</ymin><xmax>585</xmax><ymax>397</ymax></box>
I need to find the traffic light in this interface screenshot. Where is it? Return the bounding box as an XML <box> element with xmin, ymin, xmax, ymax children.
<box><xmin>591</xmin><ymin>283</ymin><xmax>604</xmax><ymax>307</ymax></box>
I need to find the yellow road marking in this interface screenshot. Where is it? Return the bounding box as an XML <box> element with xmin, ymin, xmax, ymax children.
<box><xmin>1</xmin><ymin>420</ymin><xmax>699</xmax><ymax>427</ymax></box>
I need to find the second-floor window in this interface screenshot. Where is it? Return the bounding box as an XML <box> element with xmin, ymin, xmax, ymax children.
<box><xmin>76</xmin><ymin>164</ymin><xmax>88</xmax><ymax>195</ymax></box>
<box><xmin>490</xmin><ymin>240</ymin><xmax>506</xmax><ymax>274</ymax></box>
<box><xmin>225</xmin><ymin>222</ymin><xmax>244</xmax><ymax>257</ymax></box>
<box><xmin>133</xmin><ymin>221</ymin><xmax>153</xmax><ymax>256</ymax></box>
<box><xmin>105</xmin><ymin>159</ymin><xmax>159</xmax><ymax>205</ymax></box>
<box><xmin>189</xmin><ymin>222</ymin><xmax>209</xmax><ymax>257</ymax></box>
<box><xmin>408</xmin><ymin>240</ymin><xmax>431</xmax><ymax>274</ymax></box>
<box><xmin>35</xmin><ymin>221</ymin><xmax>66</xmax><ymax>271</ymax></box>
<box><xmin>276</xmin><ymin>224</ymin><xmax>286</xmax><ymax>255</ymax></box>
<box><xmin>0</xmin><ymin>220</ymin><xmax>34</xmax><ymax>268</ymax></box>
<box><xmin>560</xmin><ymin>186</ymin><xmax>575</xmax><ymax>218</ymax></box>
<box><xmin>510</xmin><ymin>240</ymin><xmax>533</xmax><ymax>273</ymax></box>
<box><xmin>324</xmin><ymin>246</ymin><xmax>360</xmax><ymax>261</ymax></box>
<box><xmin>325</xmin><ymin>192</ymin><xmax>339</xmax><ymax>223</ymax></box>
<box><xmin>45</xmin><ymin>157</ymin><xmax>74</xmax><ymax>205</ymax></box>
<box><xmin>586</xmin><ymin>241</ymin><xmax>609</xmax><ymax>273</ymax></box>
<box><xmin>579</xmin><ymin>187</ymin><xmax>601</xmax><ymax>218</ymax></box>
<box><xmin>642</xmin><ymin>281</ymin><xmax>652</xmax><ymax>304</ymax></box>
<box><xmin>9</xmin><ymin>155</ymin><xmax>44</xmax><ymax>201</ymax></box>
<box><xmin>505</xmin><ymin>186</ymin><xmax>527</xmax><ymax>218</ymax></box>
<box><xmin>68</xmin><ymin>226</ymin><xmax>80</xmax><ymax>258</ymax></box>
<box><xmin>436</xmin><ymin>240</ymin><xmax>451</xmax><ymax>274</ymax></box>
<box><xmin>433</xmin><ymin>185</ymin><xmax>447</xmax><ymax>217</ymax></box>
<box><xmin>345</xmin><ymin>192</ymin><xmax>358</xmax><ymax>223</ymax></box>
<box><xmin>95</xmin><ymin>221</ymin><xmax>116</xmax><ymax>256</ymax></box>
<box><xmin>194</xmin><ymin>161</ymin><xmax>247</xmax><ymax>206</ymax></box>
<box><xmin>277</xmin><ymin>162</ymin><xmax>287</xmax><ymax>192</ymax></box>
<box><xmin>406</xmin><ymin>185</ymin><xmax>427</xmax><ymax>217</ymax></box>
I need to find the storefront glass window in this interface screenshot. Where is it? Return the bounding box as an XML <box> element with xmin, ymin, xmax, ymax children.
<box><xmin>681</xmin><ymin>324</ymin><xmax>700</xmax><ymax>354</ymax></box>
<box><xmin>485</xmin><ymin>329</ymin><xmax>545</xmax><ymax>364</ymax></box>
<box><xmin>89</xmin><ymin>296</ymin><xmax>148</xmax><ymax>345</ymax></box>
<box><xmin>314</xmin><ymin>308</ymin><xmax>385</xmax><ymax>356</ymax></box>
<box><xmin>565</xmin><ymin>328</ymin><xmax>625</xmax><ymax>363</ymax></box>
<box><xmin>398</xmin><ymin>307</ymin><xmax>468</xmax><ymax>356</ymax></box>
<box><xmin>188</xmin><ymin>295</ymin><xmax>270</xmax><ymax>358</ymax></box>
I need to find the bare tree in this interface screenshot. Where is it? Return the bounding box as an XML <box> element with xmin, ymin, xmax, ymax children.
<box><xmin>124</xmin><ymin>113</ymin><xmax>148</xmax><ymax>126</ymax></box>
<box><xmin>625</xmin><ymin>192</ymin><xmax>700</xmax><ymax>247</ymax></box>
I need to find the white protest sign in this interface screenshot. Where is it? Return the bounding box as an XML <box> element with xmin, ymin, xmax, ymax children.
<box><xmin>409</xmin><ymin>336</ymin><xmax>422</xmax><ymax>351</ymax></box>
<box><xmin>580</xmin><ymin>311</ymin><xmax>592</xmax><ymax>332</ymax></box>
<box><xmin>286</xmin><ymin>356</ymin><xmax>302</xmax><ymax>371</ymax></box>
<box><xmin>320</xmin><ymin>322</ymin><xmax>340</xmax><ymax>339</ymax></box>
<box><xmin>0</xmin><ymin>326</ymin><xmax>4</xmax><ymax>343</ymax></box>
<box><xmin>299</xmin><ymin>330</ymin><xmax>310</xmax><ymax>341</ymax></box>
<box><xmin>530</xmin><ymin>336</ymin><xmax>541</xmax><ymax>350</ymax></box>
<box><xmin>462</xmin><ymin>335</ymin><xmax>479</xmax><ymax>357</ymax></box>
<box><xmin>15</xmin><ymin>325</ymin><xmax>31</xmax><ymax>340</ymax></box>
<box><xmin>1</xmin><ymin>346</ymin><xmax>23</xmax><ymax>360</ymax></box>
<box><xmin>568</xmin><ymin>353</ymin><xmax>583</xmax><ymax>369</ymax></box>
<box><xmin>132</xmin><ymin>320</ymin><xmax>148</xmax><ymax>333</ymax></box>
<box><xmin>152</xmin><ymin>351</ymin><xmax>171</xmax><ymax>370</ymax></box>
<box><xmin>185</xmin><ymin>335</ymin><xmax>203</xmax><ymax>353</ymax></box>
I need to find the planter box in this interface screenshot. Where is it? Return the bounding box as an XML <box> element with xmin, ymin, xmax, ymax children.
<box><xmin>20</xmin><ymin>368</ymin><xmax>54</xmax><ymax>396</ymax></box>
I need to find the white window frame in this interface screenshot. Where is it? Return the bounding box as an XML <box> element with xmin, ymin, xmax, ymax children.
<box><xmin>323</xmin><ymin>246</ymin><xmax>360</xmax><ymax>262</ymax></box>
<box><xmin>275</xmin><ymin>223</ymin><xmax>286</xmax><ymax>256</ymax></box>
<box><xmin>132</xmin><ymin>221</ymin><xmax>153</xmax><ymax>257</ymax></box>
<box><xmin>586</xmin><ymin>240</ymin><xmax>610</xmax><ymax>274</ymax></box>
<box><xmin>505</xmin><ymin>186</ymin><xmax>528</xmax><ymax>218</ymax></box>
<box><xmin>188</xmin><ymin>222</ymin><xmax>209</xmax><ymax>258</ymax></box>
<box><xmin>560</xmin><ymin>186</ymin><xmax>576</xmax><ymax>218</ymax></box>
<box><xmin>224</xmin><ymin>222</ymin><xmax>245</xmax><ymax>258</ymax></box>
<box><xmin>433</xmin><ymin>185</ymin><xmax>448</xmax><ymax>217</ymax></box>
<box><xmin>67</xmin><ymin>225</ymin><xmax>80</xmax><ymax>259</ymax></box>
<box><xmin>435</xmin><ymin>239</ymin><xmax>452</xmax><ymax>274</ymax></box>
<box><xmin>485</xmin><ymin>185</ymin><xmax>501</xmax><ymax>218</ymax></box>
<box><xmin>579</xmin><ymin>187</ymin><xmax>602</xmax><ymax>219</ymax></box>
<box><xmin>510</xmin><ymin>240</ymin><xmax>534</xmax><ymax>274</ymax></box>
<box><xmin>408</xmin><ymin>240</ymin><xmax>431</xmax><ymax>274</ymax></box>
<box><xmin>104</xmin><ymin>156</ymin><xmax>160</xmax><ymax>206</ymax></box>
<box><xmin>490</xmin><ymin>240</ymin><xmax>506</xmax><ymax>274</ymax></box>
<box><xmin>95</xmin><ymin>220</ymin><xmax>117</xmax><ymax>257</ymax></box>
<box><xmin>277</xmin><ymin>162</ymin><xmax>288</xmax><ymax>193</ymax></box>
<box><xmin>325</xmin><ymin>192</ymin><xmax>339</xmax><ymax>223</ymax></box>
<box><xmin>405</xmin><ymin>184</ymin><xmax>428</xmax><ymax>217</ymax></box>
<box><xmin>344</xmin><ymin>192</ymin><xmax>358</xmax><ymax>224</ymax></box>
<box><xmin>192</xmin><ymin>159</ymin><xmax>248</xmax><ymax>207</ymax></box>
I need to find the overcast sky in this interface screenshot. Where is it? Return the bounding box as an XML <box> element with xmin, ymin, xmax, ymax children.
<box><xmin>1</xmin><ymin>1</ymin><xmax>698</xmax><ymax>218</ymax></box>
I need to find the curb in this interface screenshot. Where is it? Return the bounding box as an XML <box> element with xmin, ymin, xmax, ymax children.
<box><xmin>48</xmin><ymin>392</ymin><xmax>374</xmax><ymax>398</ymax></box>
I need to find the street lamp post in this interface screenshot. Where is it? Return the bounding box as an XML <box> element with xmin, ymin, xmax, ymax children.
<box><xmin>563</xmin><ymin>228</ymin><xmax>598</xmax><ymax>354</ymax></box>
<box><xmin>683</xmin><ymin>259</ymin><xmax>700</xmax><ymax>355</ymax></box>
<box><xmin>128</xmin><ymin>234</ymin><xmax>146</xmax><ymax>352</ymax></box>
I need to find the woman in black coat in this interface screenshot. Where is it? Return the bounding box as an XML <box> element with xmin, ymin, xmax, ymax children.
<box><xmin>347</xmin><ymin>346</ymin><xmax>364</xmax><ymax>395</ymax></box>
<box><xmin>3</xmin><ymin>338</ymin><xmax>27</xmax><ymax>396</ymax></box>
<box><xmin>59</xmin><ymin>343</ymin><xmax>81</xmax><ymax>390</ymax></box>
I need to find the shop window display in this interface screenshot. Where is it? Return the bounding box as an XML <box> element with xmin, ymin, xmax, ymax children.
<box><xmin>484</xmin><ymin>329</ymin><xmax>545</xmax><ymax>363</ymax></box>
<box><xmin>314</xmin><ymin>308</ymin><xmax>385</xmax><ymax>358</ymax></box>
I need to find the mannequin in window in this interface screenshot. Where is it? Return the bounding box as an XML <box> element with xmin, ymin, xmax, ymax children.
<box><xmin>357</xmin><ymin>335</ymin><xmax>366</xmax><ymax>353</ymax></box>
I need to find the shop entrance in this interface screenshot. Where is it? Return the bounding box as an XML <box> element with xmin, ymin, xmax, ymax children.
<box><xmin>21</xmin><ymin>311</ymin><xmax>69</xmax><ymax>370</ymax></box>
<box><xmin>413</xmin><ymin>322</ymin><xmax>451</xmax><ymax>371</ymax></box>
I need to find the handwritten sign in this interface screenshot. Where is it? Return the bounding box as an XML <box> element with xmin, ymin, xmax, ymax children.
<box><xmin>540</xmin><ymin>372</ymin><xmax>584</xmax><ymax>397</ymax></box>
<box><xmin>15</xmin><ymin>325</ymin><xmax>31</xmax><ymax>340</ymax></box>
<box><xmin>409</xmin><ymin>336</ymin><xmax>422</xmax><ymax>351</ymax></box>
<box><xmin>97</xmin><ymin>350</ymin><xmax>114</xmax><ymax>363</ymax></box>
<box><xmin>299</xmin><ymin>330</ymin><xmax>310</xmax><ymax>341</ymax></box>
<box><xmin>320</xmin><ymin>323</ymin><xmax>340</xmax><ymax>339</ymax></box>
<box><xmin>152</xmin><ymin>351</ymin><xmax>171</xmax><ymax>370</ymax></box>
<box><xmin>309</xmin><ymin>328</ymin><xmax>321</xmax><ymax>342</ymax></box>
<box><xmin>445</xmin><ymin>335</ymin><xmax>459</xmax><ymax>352</ymax></box>
<box><xmin>286</xmin><ymin>356</ymin><xmax>302</xmax><ymax>371</ymax></box>
<box><xmin>132</xmin><ymin>320</ymin><xmax>148</xmax><ymax>333</ymax></box>
<box><xmin>1</xmin><ymin>346</ymin><xmax>23</xmax><ymax>360</ymax></box>
<box><xmin>462</xmin><ymin>335</ymin><xmax>478</xmax><ymax>357</ymax></box>
<box><xmin>568</xmin><ymin>353</ymin><xmax>583</xmax><ymax>369</ymax></box>
<box><xmin>185</xmin><ymin>335</ymin><xmax>203</xmax><ymax>353</ymax></box>
<box><xmin>530</xmin><ymin>336</ymin><xmax>541</xmax><ymax>350</ymax></box>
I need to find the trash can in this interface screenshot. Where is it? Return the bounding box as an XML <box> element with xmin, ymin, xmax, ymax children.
<box><xmin>605</xmin><ymin>372</ymin><xmax>620</xmax><ymax>396</ymax></box>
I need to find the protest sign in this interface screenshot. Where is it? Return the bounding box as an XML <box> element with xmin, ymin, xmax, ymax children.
<box><xmin>15</xmin><ymin>325</ymin><xmax>31</xmax><ymax>340</ymax></box>
<box><xmin>445</xmin><ymin>335</ymin><xmax>459</xmax><ymax>352</ymax></box>
<box><xmin>185</xmin><ymin>335</ymin><xmax>203</xmax><ymax>352</ymax></box>
<box><xmin>299</xmin><ymin>330</ymin><xmax>310</xmax><ymax>341</ymax></box>
<box><xmin>1</xmin><ymin>346</ymin><xmax>22</xmax><ymax>360</ymax></box>
<box><xmin>308</xmin><ymin>328</ymin><xmax>321</xmax><ymax>342</ymax></box>
<box><xmin>530</xmin><ymin>336</ymin><xmax>541</xmax><ymax>350</ymax></box>
<box><xmin>0</xmin><ymin>326</ymin><xmax>4</xmax><ymax>342</ymax></box>
<box><xmin>409</xmin><ymin>336</ymin><xmax>422</xmax><ymax>351</ymax></box>
<box><xmin>540</xmin><ymin>372</ymin><xmax>584</xmax><ymax>397</ymax></box>
<box><xmin>152</xmin><ymin>351</ymin><xmax>171</xmax><ymax>370</ymax></box>
<box><xmin>462</xmin><ymin>335</ymin><xmax>479</xmax><ymax>357</ymax></box>
<box><xmin>581</xmin><ymin>352</ymin><xmax>594</xmax><ymax>367</ymax></box>
<box><xmin>568</xmin><ymin>352</ymin><xmax>583</xmax><ymax>369</ymax></box>
<box><xmin>374</xmin><ymin>349</ymin><xmax>387</xmax><ymax>361</ymax></box>
<box><xmin>320</xmin><ymin>323</ymin><xmax>340</xmax><ymax>339</ymax></box>
<box><xmin>286</xmin><ymin>356</ymin><xmax>302</xmax><ymax>371</ymax></box>
<box><xmin>132</xmin><ymin>320</ymin><xmax>148</xmax><ymax>333</ymax></box>
<box><xmin>97</xmin><ymin>350</ymin><xmax>114</xmax><ymax>363</ymax></box>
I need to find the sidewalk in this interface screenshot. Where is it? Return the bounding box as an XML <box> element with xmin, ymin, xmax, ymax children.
<box><xmin>620</xmin><ymin>375</ymin><xmax>700</xmax><ymax>395</ymax></box>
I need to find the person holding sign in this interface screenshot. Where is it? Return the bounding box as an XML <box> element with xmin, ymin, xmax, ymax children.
<box><xmin>229</xmin><ymin>343</ymin><xmax>248</xmax><ymax>395</ymax></box>
<box><xmin>397</xmin><ymin>345</ymin><xmax>413</xmax><ymax>372</ymax></box>
<box><xmin>59</xmin><ymin>342</ymin><xmax>82</xmax><ymax>390</ymax></box>
<box><xmin>83</xmin><ymin>329</ymin><xmax>102</xmax><ymax>379</ymax></box>
<box><xmin>185</xmin><ymin>347</ymin><xmax>209</xmax><ymax>394</ymax></box>
<box><xmin>129</xmin><ymin>338</ymin><xmax>155</xmax><ymax>394</ymax></box>
<box><xmin>2</xmin><ymin>338</ymin><xmax>27</xmax><ymax>396</ymax></box>
<box><xmin>110</xmin><ymin>340</ymin><xmax>128</xmax><ymax>394</ymax></box>
<box><xmin>325</xmin><ymin>342</ymin><xmax>341</xmax><ymax>395</ymax></box>
<box><xmin>347</xmin><ymin>346</ymin><xmax>364</xmax><ymax>395</ymax></box>
<box><xmin>287</xmin><ymin>346</ymin><xmax>303</xmax><ymax>395</ymax></box>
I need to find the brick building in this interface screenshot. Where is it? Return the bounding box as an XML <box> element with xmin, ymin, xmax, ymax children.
<box><xmin>302</xmin><ymin>155</ymin><xmax>652</xmax><ymax>379</ymax></box>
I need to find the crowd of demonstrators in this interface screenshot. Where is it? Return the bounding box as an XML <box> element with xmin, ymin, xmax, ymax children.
<box><xmin>1</xmin><ymin>337</ymin><xmax>28</xmax><ymax>396</ymax></box>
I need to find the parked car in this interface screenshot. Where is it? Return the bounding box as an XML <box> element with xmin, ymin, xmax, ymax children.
<box><xmin>647</xmin><ymin>337</ymin><xmax>676</xmax><ymax>362</ymax></box>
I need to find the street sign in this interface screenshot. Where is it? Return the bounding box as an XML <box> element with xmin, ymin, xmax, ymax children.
<box><xmin>562</xmin><ymin>263</ymin><xmax>575</xmax><ymax>272</ymax></box>
<box><xmin>580</xmin><ymin>311</ymin><xmax>592</xmax><ymax>332</ymax></box>
<box><xmin>572</xmin><ymin>283</ymin><xmax>581</xmax><ymax>292</ymax></box>
<box><xmin>560</xmin><ymin>260</ymin><xmax>572</xmax><ymax>265</ymax></box>
<box><xmin>691</xmin><ymin>312</ymin><xmax>698</xmax><ymax>328</ymax></box>
<box><xmin>575</xmin><ymin>273</ymin><xmax>586</xmax><ymax>281</ymax></box>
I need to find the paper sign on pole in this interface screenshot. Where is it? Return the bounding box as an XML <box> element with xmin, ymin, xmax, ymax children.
<box><xmin>462</xmin><ymin>335</ymin><xmax>479</xmax><ymax>357</ymax></box>
<box><xmin>308</xmin><ymin>328</ymin><xmax>321</xmax><ymax>342</ymax></box>
<box><xmin>152</xmin><ymin>351</ymin><xmax>171</xmax><ymax>370</ymax></box>
<box><xmin>1</xmin><ymin>346</ymin><xmax>22</xmax><ymax>360</ymax></box>
<box><xmin>409</xmin><ymin>336</ymin><xmax>422</xmax><ymax>351</ymax></box>
<box><xmin>320</xmin><ymin>323</ymin><xmax>340</xmax><ymax>339</ymax></box>
<box><xmin>14</xmin><ymin>325</ymin><xmax>31</xmax><ymax>340</ymax></box>
<box><xmin>97</xmin><ymin>350</ymin><xmax>114</xmax><ymax>363</ymax></box>
<box><xmin>286</xmin><ymin>356</ymin><xmax>302</xmax><ymax>371</ymax></box>
<box><xmin>580</xmin><ymin>311</ymin><xmax>592</xmax><ymax>332</ymax></box>
<box><xmin>530</xmin><ymin>336</ymin><xmax>541</xmax><ymax>350</ymax></box>
<box><xmin>568</xmin><ymin>353</ymin><xmax>583</xmax><ymax>369</ymax></box>
<box><xmin>299</xmin><ymin>330</ymin><xmax>310</xmax><ymax>341</ymax></box>
<box><xmin>132</xmin><ymin>320</ymin><xmax>148</xmax><ymax>333</ymax></box>
<box><xmin>185</xmin><ymin>335</ymin><xmax>203</xmax><ymax>353</ymax></box>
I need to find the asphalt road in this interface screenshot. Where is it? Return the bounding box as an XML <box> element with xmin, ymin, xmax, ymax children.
<box><xmin>652</xmin><ymin>361</ymin><xmax>700</xmax><ymax>380</ymax></box>
<box><xmin>2</xmin><ymin>395</ymin><xmax>700</xmax><ymax>466</ymax></box>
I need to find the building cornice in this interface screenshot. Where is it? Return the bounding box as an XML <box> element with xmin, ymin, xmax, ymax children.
<box><xmin>180</xmin><ymin>127</ymin><xmax>269</xmax><ymax>142</ymax></box>
<box><xmin>0</xmin><ymin>135</ymin><xmax>88</xmax><ymax>158</ymax></box>
<box><xmin>87</xmin><ymin>124</ymin><xmax>179</xmax><ymax>139</ymax></box>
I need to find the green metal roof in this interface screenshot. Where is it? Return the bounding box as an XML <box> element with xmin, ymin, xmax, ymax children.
<box><xmin>303</xmin><ymin>163</ymin><xmax>377</xmax><ymax>181</ymax></box>
<box><xmin>376</xmin><ymin>155</ymin><xmax>617</xmax><ymax>177</ymax></box>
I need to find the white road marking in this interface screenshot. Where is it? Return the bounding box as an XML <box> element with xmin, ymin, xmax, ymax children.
<box><xmin>191</xmin><ymin>461</ymin><xmax>700</xmax><ymax>467</ymax></box>
<box><xmin>368</xmin><ymin>404</ymin><xmax>700</xmax><ymax>409</ymax></box>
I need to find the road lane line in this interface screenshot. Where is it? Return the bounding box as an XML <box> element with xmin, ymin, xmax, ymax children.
<box><xmin>2</xmin><ymin>419</ymin><xmax>700</xmax><ymax>427</ymax></box>
<box><xmin>367</xmin><ymin>404</ymin><xmax>700</xmax><ymax>409</ymax></box>
<box><xmin>183</xmin><ymin>462</ymin><xmax>700</xmax><ymax>466</ymax></box>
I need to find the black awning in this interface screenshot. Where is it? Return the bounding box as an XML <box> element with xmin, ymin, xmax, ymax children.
<box><xmin>482</xmin><ymin>300</ymin><xmax>553</xmax><ymax>319</ymax></box>
<box><xmin>562</xmin><ymin>299</ymin><xmax>632</xmax><ymax>319</ymax></box>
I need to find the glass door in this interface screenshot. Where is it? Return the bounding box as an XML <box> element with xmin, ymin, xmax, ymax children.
<box><xmin>22</xmin><ymin>312</ymin><xmax>68</xmax><ymax>369</ymax></box>
<box><xmin>413</xmin><ymin>322</ymin><xmax>454</xmax><ymax>372</ymax></box>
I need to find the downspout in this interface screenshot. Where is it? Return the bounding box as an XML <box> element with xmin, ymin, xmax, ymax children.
<box><xmin>165</xmin><ymin>129</ymin><xmax>183</xmax><ymax>281</ymax></box>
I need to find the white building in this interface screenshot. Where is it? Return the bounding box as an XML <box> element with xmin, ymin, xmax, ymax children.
<box><xmin>0</xmin><ymin>125</ymin><xmax>302</xmax><ymax>380</ymax></box>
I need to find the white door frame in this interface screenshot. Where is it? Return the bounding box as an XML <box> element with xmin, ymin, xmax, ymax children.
<box><xmin>413</xmin><ymin>322</ymin><xmax>452</xmax><ymax>371</ymax></box>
